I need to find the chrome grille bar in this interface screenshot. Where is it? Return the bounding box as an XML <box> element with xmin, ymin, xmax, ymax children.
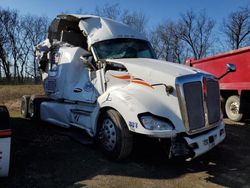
<box><xmin>183</xmin><ymin>81</ymin><xmax>205</xmax><ymax>130</ymax></box>
<box><xmin>206</xmin><ymin>80</ymin><xmax>220</xmax><ymax>124</ymax></box>
<box><xmin>176</xmin><ymin>73</ymin><xmax>221</xmax><ymax>135</ymax></box>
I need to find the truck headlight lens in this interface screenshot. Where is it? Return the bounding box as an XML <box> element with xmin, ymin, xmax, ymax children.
<box><xmin>140</xmin><ymin>115</ymin><xmax>174</xmax><ymax>131</ymax></box>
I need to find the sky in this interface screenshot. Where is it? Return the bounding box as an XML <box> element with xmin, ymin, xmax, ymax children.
<box><xmin>0</xmin><ymin>0</ymin><xmax>250</xmax><ymax>28</ymax></box>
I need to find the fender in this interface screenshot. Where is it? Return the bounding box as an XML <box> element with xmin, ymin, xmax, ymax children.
<box><xmin>93</xmin><ymin>86</ymin><xmax>182</xmax><ymax>137</ymax></box>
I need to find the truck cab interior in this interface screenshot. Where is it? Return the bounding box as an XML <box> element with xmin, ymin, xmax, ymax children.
<box><xmin>48</xmin><ymin>18</ymin><xmax>88</xmax><ymax>50</ymax></box>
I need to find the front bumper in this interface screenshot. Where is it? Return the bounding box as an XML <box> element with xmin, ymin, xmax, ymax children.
<box><xmin>184</xmin><ymin>121</ymin><xmax>226</xmax><ymax>159</ymax></box>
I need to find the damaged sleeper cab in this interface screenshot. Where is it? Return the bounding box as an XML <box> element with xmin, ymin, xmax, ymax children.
<box><xmin>21</xmin><ymin>14</ymin><xmax>225</xmax><ymax>160</ymax></box>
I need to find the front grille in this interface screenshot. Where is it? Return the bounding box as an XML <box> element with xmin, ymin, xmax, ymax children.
<box><xmin>206</xmin><ymin>80</ymin><xmax>220</xmax><ymax>124</ymax></box>
<box><xmin>176</xmin><ymin>74</ymin><xmax>221</xmax><ymax>134</ymax></box>
<box><xmin>183</xmin><ymin>82</ymin><xmax>205</xmax><ymax>130</ymax></box>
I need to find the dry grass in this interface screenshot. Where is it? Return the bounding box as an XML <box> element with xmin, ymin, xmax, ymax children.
<box><xmin>0</xmin><ymin>84</ymin><xmax>44</xmax><ymax>115</ymax></box>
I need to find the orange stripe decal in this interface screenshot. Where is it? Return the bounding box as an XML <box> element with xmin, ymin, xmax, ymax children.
<box><xmin>112</xmin><ymin>74</ymin><xmax>154</xmax><ymax>89</ymax></box>
<box><xmin>131</xmin><ymin>80</ymin><xmax>154</xmax><ymax>89</ymax></box>
<box><xmin>111</xmin><ymin>75</ymin><xmax>131</xmax><ymax>80</ymax></box>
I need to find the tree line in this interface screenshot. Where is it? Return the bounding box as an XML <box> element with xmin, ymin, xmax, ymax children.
<box><xmin>0</xmin><ymin>4</ymin><xmax>250</xmax><ymax>83</ymax></box>
<box><xmin>0</xmin><ymin>8</ymin><xmax>48</xmax><ymax>83</ymax></box>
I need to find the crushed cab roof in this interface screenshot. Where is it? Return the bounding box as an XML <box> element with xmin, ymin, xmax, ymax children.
<box><xmin>48</xmin><ymin>14</ymin><xmax>147</xmax><ymax>48</ymax></box>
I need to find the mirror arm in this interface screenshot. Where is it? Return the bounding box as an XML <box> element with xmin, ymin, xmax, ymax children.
<box><xmin>80</xmin><ymin>56</ymin><xmax>96</xmax><ymax>71</ymax></box>
<box><xmin>218</xmin><ymin>63</ymin><xmax>236</xmax><ymax>80</ymax></box>
<box><xmin>218</xmin><ymin>71</ymin><xmax>230</xmax><ymax>80</ymax></box>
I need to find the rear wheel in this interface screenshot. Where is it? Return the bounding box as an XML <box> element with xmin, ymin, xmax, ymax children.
<box><xmin>97</xmin><ymin>109</ymin><xmax>133</xmax><ymax>160</ymax></box>
<box><xmin>21</xmin><ymin>95</ymin><xmax>30</xmax><ymax>118</ymax></box>
<box><xmin>28</xmin><ymin>95</ymin><xmax>35</xmax><ymax>119</ymax></box>
<box><xmin>225</xmin><ymin>95</ymin><xmax>243</xmax><ymax>122</ymax></box>
<box><xmin>28</xmin><ymin>95</ymin><xmax>50</xmax><ymax>120</ymax></box>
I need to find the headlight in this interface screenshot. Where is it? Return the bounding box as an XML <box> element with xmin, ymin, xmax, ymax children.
<box><xmin>139</xmin><ymin>115</ymin><xmax>174</xmax><ymax>131</ymax></box>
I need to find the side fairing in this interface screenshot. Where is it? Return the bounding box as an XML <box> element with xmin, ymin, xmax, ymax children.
<box><xmin>44</xmin><ymin>47</ymin><xmax>98</xmax><ymax>103</ymax></box>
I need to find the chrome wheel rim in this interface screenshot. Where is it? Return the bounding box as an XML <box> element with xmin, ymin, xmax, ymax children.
<box><xmin>230</xmin><ymin>101</ymin><xmax>239</xmax><ymax>115</ymax></box>
<box><xmin>99</xmin><ymin>118</ymin><xmax>117</xmax><ymax>151</ymax></box>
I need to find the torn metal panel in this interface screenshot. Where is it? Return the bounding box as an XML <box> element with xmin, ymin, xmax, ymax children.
<box><xmin>48</xmin><ymin>14</ymin><xmax>146</xmax><ymax>49</ymax></box>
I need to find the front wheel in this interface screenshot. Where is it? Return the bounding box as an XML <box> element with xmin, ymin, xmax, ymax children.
<box><xmin>97</xmin><ymin>109</ymin><xmax>133</xmax><ymax>161</ymax></box>
<box><xmin>225</xmin><ymin>95</ymin><xmax>243</xmax><ymax>122</ymax></box>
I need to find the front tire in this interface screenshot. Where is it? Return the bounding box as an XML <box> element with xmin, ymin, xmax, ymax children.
<box><xmin>97</xmin><ymin>109</ymin><xmax>133</xmax><ymax>161</ymax></box>
<box><xmin>225</xmin><ymin>95</ymin><xmax>243</xmax><ymax>122</ymax></box>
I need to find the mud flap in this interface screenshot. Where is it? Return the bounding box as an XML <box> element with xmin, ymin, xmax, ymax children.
<box><xmin>240</xmin><ymin>91</ymin><xmax>250</xmax><ymax>117</ymax></box>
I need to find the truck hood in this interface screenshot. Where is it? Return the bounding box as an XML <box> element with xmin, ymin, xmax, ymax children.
<box><xmin>108</xmin><ymin>58</ymin><xmax>202</xmax><ymax>86</ymax></box>
<box><xmin>103</xmin><ymin>58</ymin><xmax>202</xmax><ymax>133</ymax></box>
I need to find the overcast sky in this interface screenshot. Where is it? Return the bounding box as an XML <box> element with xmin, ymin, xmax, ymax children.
<box><xmin>0</xmin><ymin>0</ymin><xmax>250</xmax><ymax>27</ymax></box>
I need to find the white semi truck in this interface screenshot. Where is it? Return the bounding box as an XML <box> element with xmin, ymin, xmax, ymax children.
<box><xmin>21</xmin><ymin>14</ymin><xmax>226</xmax><ymax>160</ymax></box>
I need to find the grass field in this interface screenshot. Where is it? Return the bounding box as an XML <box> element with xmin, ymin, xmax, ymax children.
<box><xmin>0</xmin><ymin>84</ymin><xmax>44</xmax><ymax>117</ymax></box>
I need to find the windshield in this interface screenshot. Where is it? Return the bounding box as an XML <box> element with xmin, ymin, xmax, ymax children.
<box><xmin>93</xmin><ymin>38</ymin><xmax>156</xmax><ymax>59</ymax></box>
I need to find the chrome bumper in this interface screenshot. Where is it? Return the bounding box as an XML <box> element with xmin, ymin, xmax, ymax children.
<box><xmin>184</xmin><ymin>121</ymin><xmax>226</xmax><ymax>159</ymax></box>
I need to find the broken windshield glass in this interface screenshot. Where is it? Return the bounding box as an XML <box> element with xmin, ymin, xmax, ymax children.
<box><xmin>93</xmin><ymin>38</ymin><xmax>156</xmax><ymax>59</ymax></box>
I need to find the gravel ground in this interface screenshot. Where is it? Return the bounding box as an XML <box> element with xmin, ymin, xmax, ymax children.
<box><xmin>1</xmin><ymin>118</ymin><xmax>250</xmax><ymax>188</ymax></box>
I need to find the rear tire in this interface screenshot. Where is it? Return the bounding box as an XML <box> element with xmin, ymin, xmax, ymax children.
<box><xmin>225</xmin><ymin>95</ymin><xmax>243</xmax><ymax>122</ymax></box>
<box><xmin>220</xmin><ymin>96</ymin><xmax>226</xmax><ymax>117</ymax></box>
<box><xmin>28</xmin><ymin>95</ymin><xmax>51</xmax><ymax>120</ymax></box>
<box><xmin>28</xmin><ymin>95</ymin><xmax>35</xmax><ymax>119</ymax></box>
<box><xmin>21</xmin><ymin>95</ymin><xmax>30</xmax><ymax>118</ymax></box>
<box><xmin>97</xmin><ymin>109</ymin><xmax>133</xmax><ymax>161</ymax></box>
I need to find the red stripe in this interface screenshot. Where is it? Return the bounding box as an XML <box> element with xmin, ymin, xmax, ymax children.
<box><xmin>0</xmin><ymin>129</ymin><xmax>12</xmax><ymax>137</ymax></box>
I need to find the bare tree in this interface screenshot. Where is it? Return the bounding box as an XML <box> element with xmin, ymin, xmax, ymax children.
<box><xmin>0</xmin><ymin>31</ymin><xmax>11</xmax><ymax>81</ymax></box>
<box><xmin>223</xmin><ymin>6</ymin><xmax>250</xmax><ymax>50</ymax></box>
<box><xmin>21</xmin><ymin>15</ymin><xmax>49</xmax><ymax>83</ymax></box>
<box><xmin>0</xmin><ymin>7</ymin><xmax>48</xmax><ymax>83</ymax></box>
<box><xmin>95</xmin><ymin>3</ymin><xmax>121</xmax><ymax>20</ymax></box>
<box><xmin>94</xmin><ymin>3</ymin><xmax>148</xmax><ymax>34</ymax></box>
<box><xmin>1</xmin><ymin>9</ymin><xmax>22</xmax><ymax>80</ymax></box>
<box><xmin>0</xmin><ymin>8</ymin><xmax>32</xmax><ymax>82</ymax></box>
<box><xmin>0</xmin><ymin>8</ymin><xmax>16</xmax><ymax>81</ymax></box>
<box><xmin>121</xmin><ymin>10</ymin><xmax>148</xmax><ymax>34</ymax></box>
<box><xmin>150</xmin><ymin>21</ymin><xmax>184</xmax><ymax>63</ymax></box>
<box><xmin>178</xmin><ymin>10</ymin><xmax>215</xmax><ymax>59</ymax></box>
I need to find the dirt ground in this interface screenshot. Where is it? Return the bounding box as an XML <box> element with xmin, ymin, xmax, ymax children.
<box><xmin>0</xmin><ymin>117</ymin><xmax>250</xmax><ymax>188</ymax></box>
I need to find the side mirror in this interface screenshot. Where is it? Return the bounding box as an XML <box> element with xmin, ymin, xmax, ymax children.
<box><xmin>226</xmin><ymin>63</ymin><xmax>236</xmax><ymax>72</ymax></box>
<box><xmin>218</xmin><ymin>63</ymin><xmax>236</xmax><ymax>80</ymax></box>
